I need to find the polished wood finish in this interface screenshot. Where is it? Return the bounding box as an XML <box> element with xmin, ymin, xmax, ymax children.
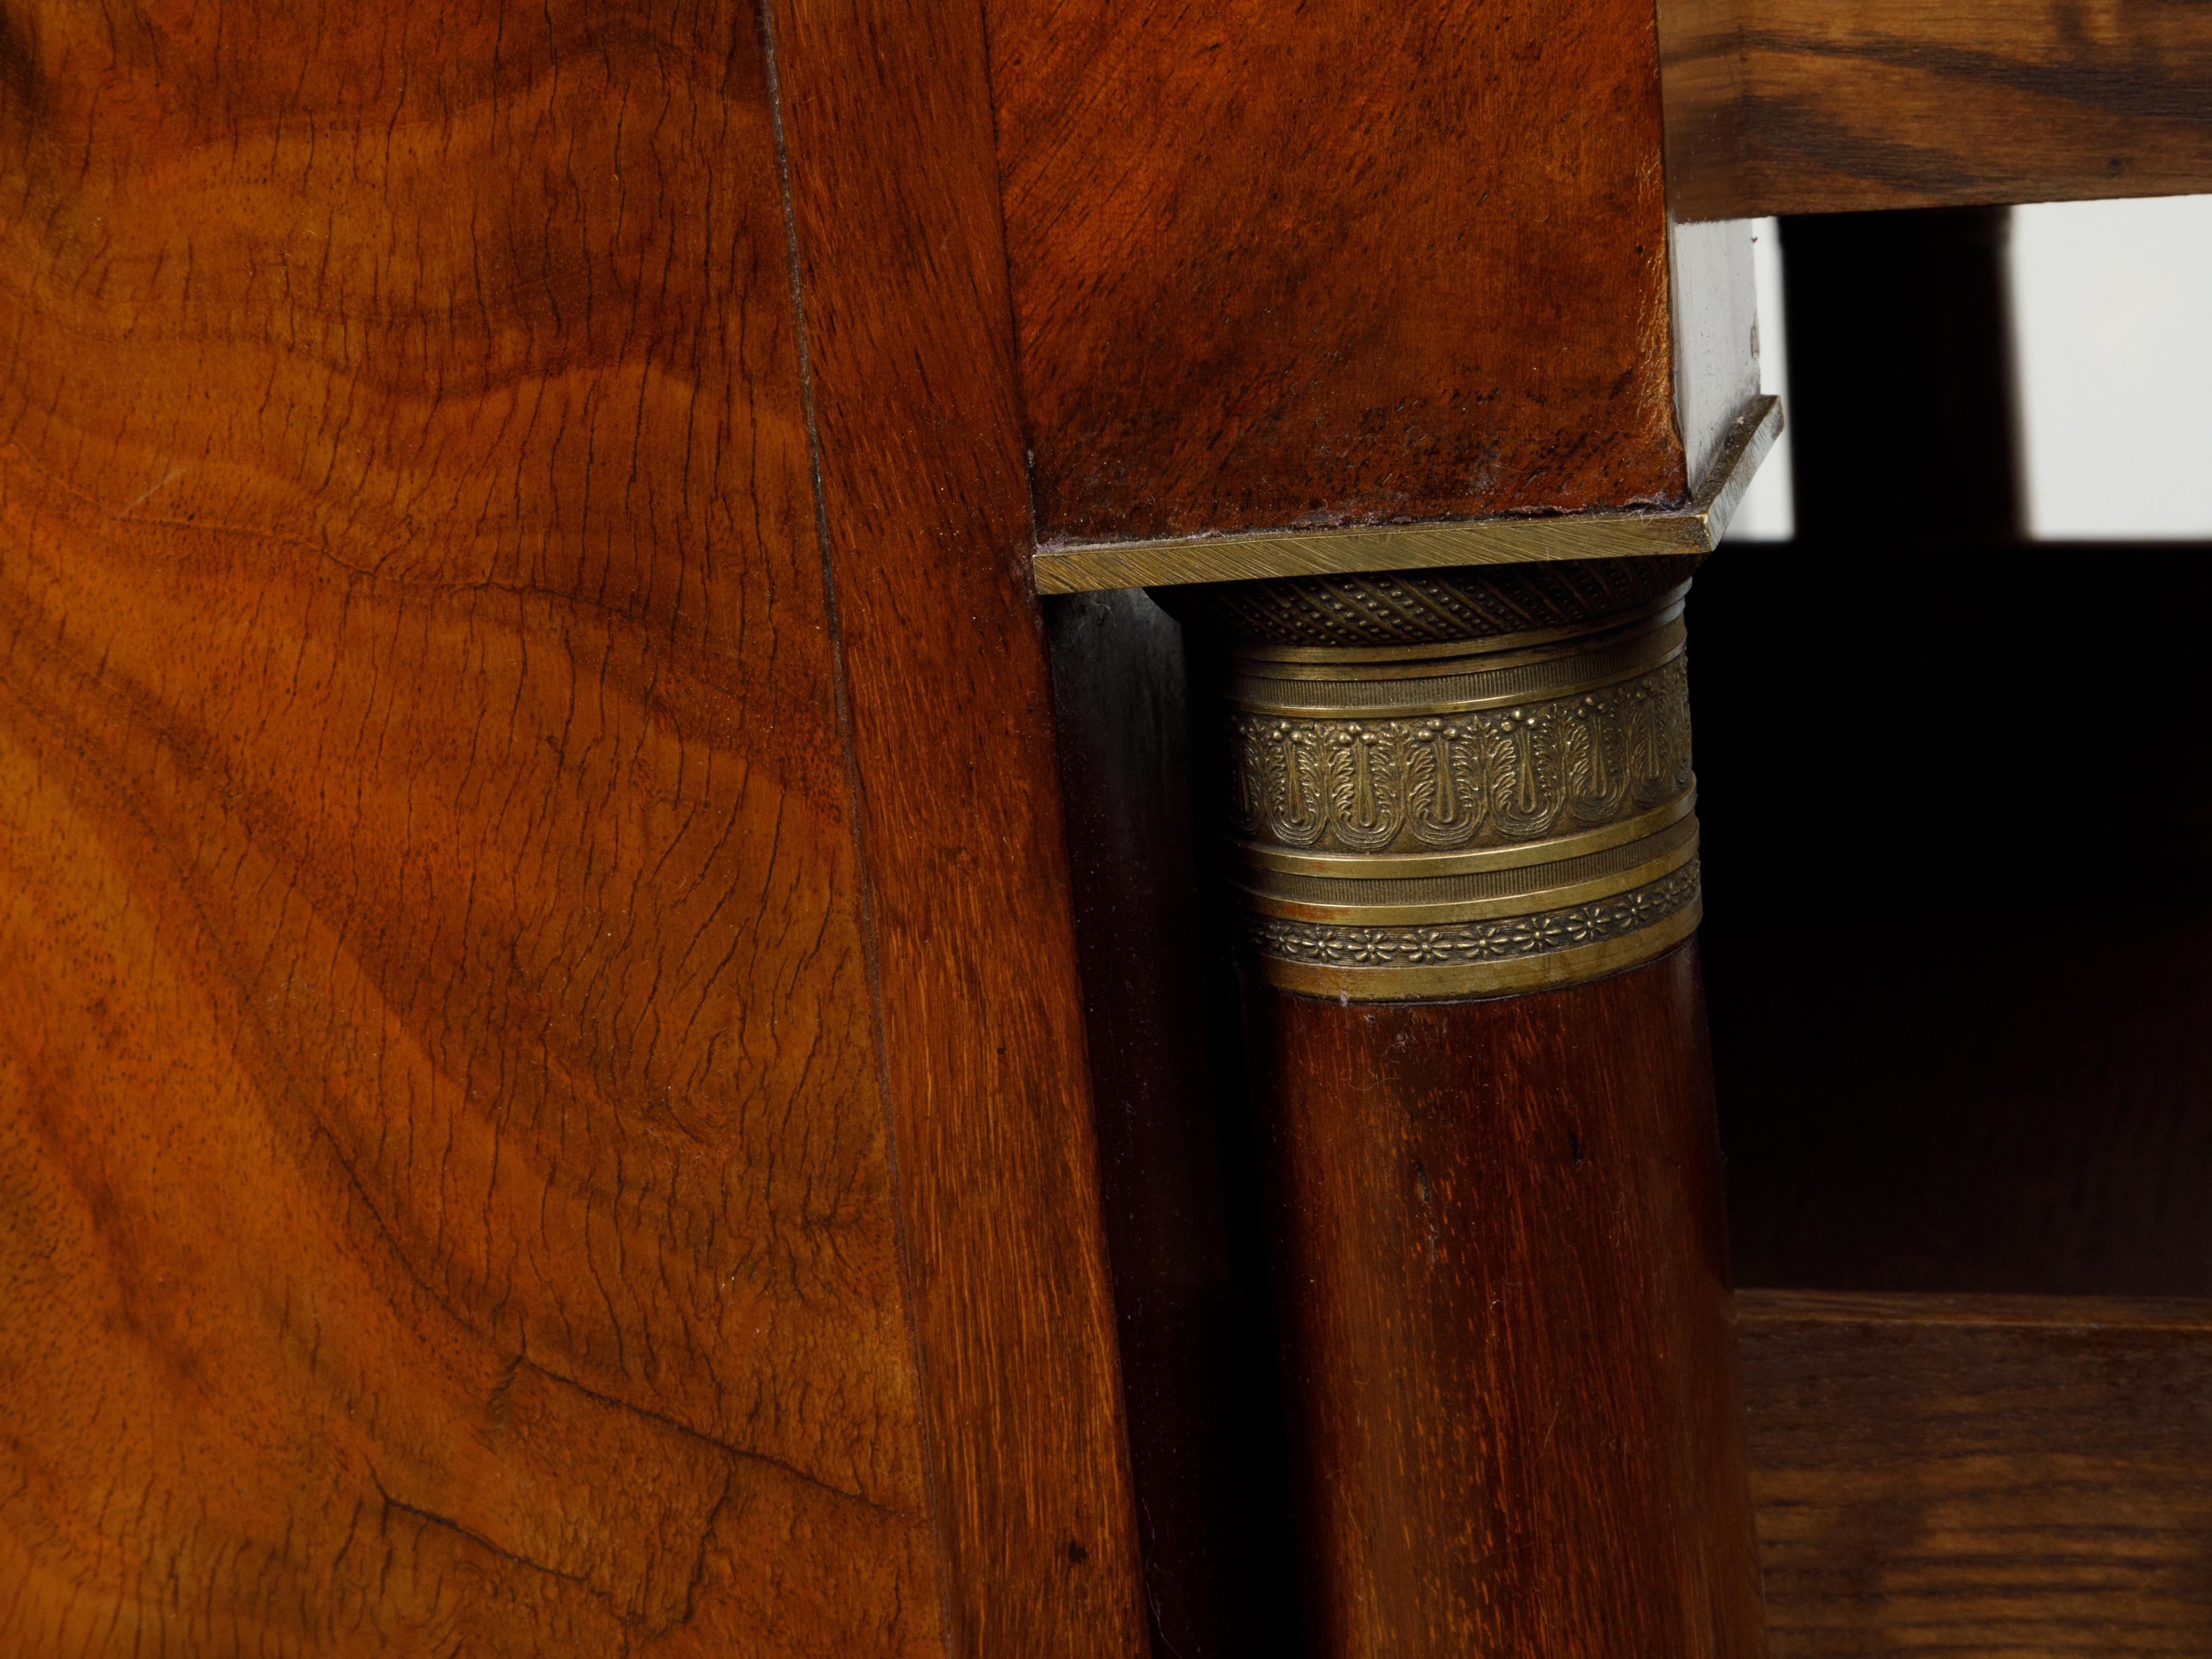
<box><xmin>984</xmin><ymin>0</ymin><xmax>1721</xmax><ymax>545</ymax></box>
<box><xmin>1662</xmin><ymin>0</ymin><xmax>2212</xmax><ymax>218</ymax></box>
<box><xmin>1741</xmin><ymin>1291</ymin><xmax>2212</xmax><ymax>1656</ymax></box>
<box><xmin>766</xmin><ymin>1</ymin><xmax>1147</xmax><ymax>1647</ymax></box>
<box><xmin>0</xmin><ymin>2</ymin><xmax>1141</xmax><ymax>1652</ymax></box>
<box><xmin>1241</xmin><ymin>944</ymin><xmax>1764</xmax><ymax>1658</ymax></box>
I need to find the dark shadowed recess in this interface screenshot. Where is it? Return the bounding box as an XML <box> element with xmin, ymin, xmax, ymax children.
<box><xmin>1044</xmin><ymin>591</ymin><xmax>1301</xmax><ymax>1659</ymax></box>
<box><xmin>1780</xmin><ymin>207</ymin><xmax>2025</xmax><ymax>544</ymax></box>
<box><xmin>1692</xmin><ymin>545</ymin><xmax>2212</xmax><ymax>1296</ymax></box>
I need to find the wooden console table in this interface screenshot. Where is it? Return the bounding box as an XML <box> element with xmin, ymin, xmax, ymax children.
<box><xmin>1</xmin><ymin>0</ymin><xmax>2206</xmax><ymax>1653</ymax></box>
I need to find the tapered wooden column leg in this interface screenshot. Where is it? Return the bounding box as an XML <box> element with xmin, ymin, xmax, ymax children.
<box><xmin>1160</xmin><ymin>559</ymin><xmax>1765</xmax><ymax>1658</ymax></box>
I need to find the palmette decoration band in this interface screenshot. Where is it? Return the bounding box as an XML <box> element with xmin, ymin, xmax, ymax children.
<box><xmin>1165</xmin><ymin>560</ymin><xmax>1703</xmax><ymax>999</ymax></box>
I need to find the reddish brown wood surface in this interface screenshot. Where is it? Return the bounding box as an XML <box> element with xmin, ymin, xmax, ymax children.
<box><xmin>765</xmin><ymin>0</ymin><xmax>1148</xmax><ymax>1647</ymax></box>
<box><xmin>984</xmin><ymin>0</ymin><xmax>1700</xmax><ymax>546</ymax></box>
<box><xmin>0</xmin><ymin>2</ymin><xmax>1142</xmax><ymax>1653</ymax></box>
<box><xmin>1740</xmin><ymin>1291</ymin><xmax>2212</xmax><ymax>1655</ymax></box>
<box><xmin>1241</xmin><ymin>944</ymin><xmax>1766</xmax><ymax>1658</ymax></box>
<box><xmin>1662</xmin><ymin>0</ymin><xmax>2212</xmax><ymax>217</ymax></box>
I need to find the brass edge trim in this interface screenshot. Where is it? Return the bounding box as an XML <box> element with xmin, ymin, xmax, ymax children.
<box><xmin>1255</xmin><ymin>899</ymin><xmax>1702</xmax><ymax>1000</ymax></box>
<box><xmin>1241</xmin><ymin>822</ymin><xmax>1699</xmax><ymax>926</ymax></box>
<box><xmin>1030</xmin><ymin>397</ymin><xmax>1780</xmax><ymax>596</ymax></box>
<box><xmin>1699</xmin><ymin>397</ymin><xmax>1780</xmax><ymax>542</ymax></box>
<box><xmin>1229</xmin><ymin>627</ymin><xmax>1684</xmax><ymax>719</ymax></box>
<box><xmin>1237</xmin><ymin>789</ymin><xmax>1697</xmax><ymax>880</ymax></box>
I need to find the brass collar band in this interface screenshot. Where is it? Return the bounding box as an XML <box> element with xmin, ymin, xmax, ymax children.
<box><xmin>1241</xmin><ymin>809</ymin><xmax>1699</xmax><ymax>926</ymax></box>
<box><xmin>1246</xmin><ymin>864</ymin><xmax>1702</xmax><ymax>1000</ymax></box>
<box><xmin>1203</xmin><ymin>582</ymin><xmax>1701</xmax><ymax>1000</ymax></box>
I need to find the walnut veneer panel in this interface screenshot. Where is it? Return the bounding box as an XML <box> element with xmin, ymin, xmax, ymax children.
<box><xmin>0</xmin><ymin>3</ymin><xmax>1141</xmax><ymax>1653</ymax></box>
<box><xmin>1662</xmin><ymin>0</ymin><xmax>2212</xmax><ymax>217</ymax></box>
<box><xmin>986</xmin><ymin>0</ymin><xmax>1700</xmax><ymax>546</ymax></box>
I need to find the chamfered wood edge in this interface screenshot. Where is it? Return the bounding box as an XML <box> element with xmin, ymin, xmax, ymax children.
<box><xmin>1031</xmin><ymin>397</ymin><xmax>1782</xmax><ymax>596</ymax></box>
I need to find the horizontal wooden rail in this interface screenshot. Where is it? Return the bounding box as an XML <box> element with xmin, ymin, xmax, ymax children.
<box><xmin>1663</xmin><ymin>0</ymin><xmax>2212</xmax><ymax>217</ymax></box>
<box><xmin>1739</xmin><ymin>1289</ymin><xmax>2212</xmax><ymax>1655</ymax></box>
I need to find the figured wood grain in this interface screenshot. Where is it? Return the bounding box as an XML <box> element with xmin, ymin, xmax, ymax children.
<box><xmin>1662</xmin><ymin>0</ymin><xmax>2212</xmax><ymax>217</ymax></box>
<box><xmin>1241</xmin><ymin>945</ymin><xmax>1766</xmax><ymax>1658</ymax></box>
<box><xmin>0</xmin><ymin>2</ymin><xmax>1143</xmax><ymax>1653</ymax></box>
<box><xmin>0</xmin><ymin>7</ymin><xmax>940</xmax><ymax>1651</ymax></box>
<box><xmin>1740</xmin><ymin>1291</ymin><xmax>2212</xmax><ymax>1655</ymax></box>
<box><xmin>984</xmin><ymin>0</ymin><xmax>1715</xmax><ymax>546</ymax></box>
